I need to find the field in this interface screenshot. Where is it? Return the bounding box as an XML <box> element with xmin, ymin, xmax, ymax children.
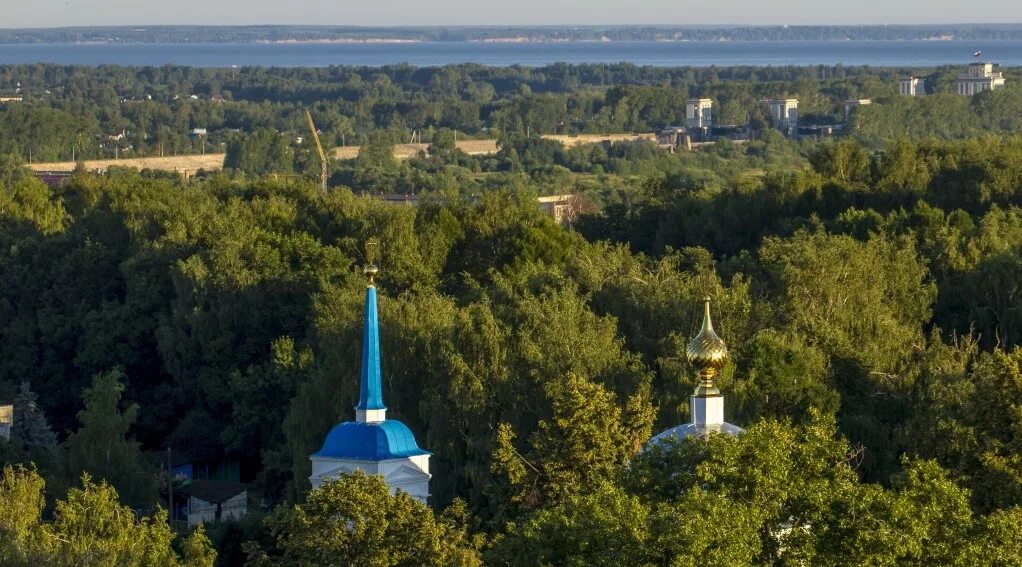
<box><xmin>29</xmin><ymin>135</ymin><xmax>653</xmax><ymax>175</ymax></box>
<box><xmin>28</xmin><ymin>153</ymin><xmax>227</xmax><ymax>176</ymax></box>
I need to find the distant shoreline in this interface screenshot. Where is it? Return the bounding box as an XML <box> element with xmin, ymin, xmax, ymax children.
<box><xmin>4</xmin><ymin>24</ymin><xmax>1022</xmax><ymax>45</ymax></box>
<box><xmin>12</xmin><ymin>38</ymin><xmax>1022</xmax><ymax>47</ymax></box>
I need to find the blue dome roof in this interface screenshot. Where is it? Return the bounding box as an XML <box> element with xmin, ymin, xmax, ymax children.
<box><xmin>313</xmin><ymin>420</ymin><xmax>430</xmax><ymax>461</ymax></box>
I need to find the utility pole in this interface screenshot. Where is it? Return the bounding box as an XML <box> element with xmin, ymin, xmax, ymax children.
<box><xmin>167</xmin><ymin>447</ymin><xmax>174</xmax><ymax>527</ymax></box>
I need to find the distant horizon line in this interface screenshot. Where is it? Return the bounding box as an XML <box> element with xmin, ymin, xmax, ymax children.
<box><xmin>4</xmin><ymin>23</ymin><xmax>1022</xmax><ymax>31</ymax></box>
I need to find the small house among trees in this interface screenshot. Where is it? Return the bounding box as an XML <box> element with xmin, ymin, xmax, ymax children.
<box><xmin>0</xmin><ymin>404</ymin><xmax>11</xmax><ymax>441</ymax></box>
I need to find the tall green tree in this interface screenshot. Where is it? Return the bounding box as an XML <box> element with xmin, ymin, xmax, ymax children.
<box><xmin>65</xmin><ymin>369</ymin><xmax>156</xmax><ymax>508</ymax></box>
<box><xmin>11</xmin><ymin>381</ymin><xmax>57</xmax><ymax>448</ymax></box>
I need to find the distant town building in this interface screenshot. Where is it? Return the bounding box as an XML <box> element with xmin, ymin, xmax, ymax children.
<box><xmin>648</xmin><ymin>298</ymin><xmax>743</xmax><ymax>447</ymax></box>
<box><xmin>537</xmin><ymin>194</ymin><xmax>588</xmax><ymax>225</ymax></box>
<box><xmin>107</xmin><ymin>130</ymin><xmax>127</xmax><ymax>142</ymax></box>
<box><xmin>686</xmin><ymin>98</ymin><xmax>714</xmax><ymax>129</ymax></box>
<box><xmin>309</xmin><ymin>259</ymin><xmax>431</xmax><ymax>502</ymax></box>
<box><xmin>0</xmin><ymin>96</ymin><xmax>23</xmax><ymax>104</ymax></box>
<box><xmin>0</xmin><ymin>404</ymin><xmax>12</xmax><ymax>441</ymax></box>
<box><xmin>763</xmin><ymin>98</ymin><xmax>799</xmax><ymax>133</ymax></box>
<box><xmin>957</xmin><ymin>62</ymin><xmax>1006</xmax><ymax>96</ymax></box>
<box><xmin>178</xmin><ymin>481</ymin><xmax>250</xmax><ymax>528</ymax></box>
<box><xmin>657</xmin><ymin>126</ymin><xmax>688</xmax><ymax>146</ymax></box>
<box><xmin>377</xmin><ymin>193</ymin><xmax>586</xmax><ymax>225</ymax></box>
<box><xmin>190</xmin><ymin>128</ymin><xmax>208</xmax><ymax>137</ymax></box>
<box><xmin>156</xmin><ymin>448</ymin><xmax>254</xmax><ymax>528</ymax></box>
<box><xmin>843</xmin><ymin>99</ymin><xmax>872</xmax><ymax>120</ymax></box>
<box><xmin>899</xmin><ymin>76</ymin><xmax>926</xmax><ymax>96</ymax></box>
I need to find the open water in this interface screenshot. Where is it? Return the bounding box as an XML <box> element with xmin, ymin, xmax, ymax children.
<box><xmin>2</xmin><ymin>40</ymin><xmax>1022</xmax><ymax>68</ymax></box>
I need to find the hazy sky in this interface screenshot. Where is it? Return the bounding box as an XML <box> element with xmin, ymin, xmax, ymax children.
<box><xmin>4</xmin><ymin>0</ymin><xmax>1022</xmax><ymax>28</ymax></box>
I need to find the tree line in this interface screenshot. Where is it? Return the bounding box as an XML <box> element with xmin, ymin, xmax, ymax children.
<box><xmin>3</xmin><ymin>63</ymin><xmax>1019</xmax><ymax>165</ymax></box>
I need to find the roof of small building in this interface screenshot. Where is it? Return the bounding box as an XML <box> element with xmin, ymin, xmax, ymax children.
<box><xmin>648</xmin><ymin>422</ymin><xmax>745</xmax><ymax>446</ymax></box>
<box><xmin>178</xmin><ymin>480</ymin><xmax>249</xmax><ymax>504</ymax></box>
<box><xmin>314</xmin><ymin>420</ymin><xmax>430</xmax><ymax>461</ymax></box>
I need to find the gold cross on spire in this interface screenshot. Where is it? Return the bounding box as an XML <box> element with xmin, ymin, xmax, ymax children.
<box><xmin>364</xmin><ymin>238</ymin><xmax>380</xmax><ymax>285</ymax></box>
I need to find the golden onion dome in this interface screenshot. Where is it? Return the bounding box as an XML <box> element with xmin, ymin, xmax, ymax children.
<box><xmin>364</xmin><ymin>238</ymin><xmax>380</xmax><ymax>285</ymax></box>
<box><xmin>363</xmin><ymin>262</ymin><xmax>379</xmax><ymax>285</ymax></box>
<box><xmin>686</xmin><ymin>297</ymin><xmax>728</xmax><ymax>370</ymax></box>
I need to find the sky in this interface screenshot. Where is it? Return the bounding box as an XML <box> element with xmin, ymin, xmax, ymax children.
<box><xmin>4</xmin><ymin>0</ymin><xmax>1022</xmax><ymax>28</ymax></box>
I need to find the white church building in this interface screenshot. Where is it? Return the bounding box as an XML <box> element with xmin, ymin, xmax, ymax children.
<box><xmin>309</xmin><ymin>262</ymin><xmax>431</xmax><ymax>502</ymax></box>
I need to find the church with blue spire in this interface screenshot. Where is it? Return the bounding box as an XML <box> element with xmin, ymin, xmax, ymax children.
<box><xmin>309</xmin><ymin>258</ymin><xmax>431</xmax><ymax>502</ymax></box>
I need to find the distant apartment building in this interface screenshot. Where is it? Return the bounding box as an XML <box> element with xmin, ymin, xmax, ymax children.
<box><xmin>843</xmin><ymin>99</ymin><xmax>872</xmax><ymax>120</ymax></box>
<box><xmin>686</xmin><ymin>98</ymin><xmax>713</xmax><ymax>129</ymax></box>
<box><xmin>957</xmin><ymin>62</ymin><xmax>1006</xmax><ymax>96</ymax></box>
<box><xmin>0</xmin><ymin>96</ymin><xmax>22</xmax><ymax>104</ymax></box>
<box><xmin>899</xmin><ymin>76</ymin><xmax>925</xmax><ymax>96</ymax></box>
<box><xmin>763</xmin><ymin>98</ymin><xmax>799</xmax><ymax>132</ymax></box>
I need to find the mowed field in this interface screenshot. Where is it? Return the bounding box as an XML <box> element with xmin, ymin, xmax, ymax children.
<box><xmin>331</xmin><ymin>139</ymin><xmax>499</xmax><ymax>160</ymax></box>
<box><xmin>29</xmin><ymin>134</ymin><xmax>653</xmax><ymax>174</ymax></box>
<box><xmin>542</xmin><ymin>133</ymin><xmax>657</xmax><ymax>147</ymax></box>
<box><xmin>28</xmin><ymin>153</ymin><xmax>228</xmax><ymax>175</ymax></box>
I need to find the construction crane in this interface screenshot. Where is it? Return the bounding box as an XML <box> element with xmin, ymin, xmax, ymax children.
<box><xmin>304</xmin><ymin>110</ymin><xmax>328</xmax><ymax>192</ymax></box>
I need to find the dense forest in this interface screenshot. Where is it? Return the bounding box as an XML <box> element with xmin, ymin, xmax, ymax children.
<box><xmin>5</xmin><ymin>62</ymin><xmax>1022</xmax><ymax>565</ymax></box>
<box><xmin>6</xmin><ymin>24</ymin><xmax>1022</xmax><ymax>44</ymax></box>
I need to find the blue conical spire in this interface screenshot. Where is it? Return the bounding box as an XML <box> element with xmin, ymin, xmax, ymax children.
<box><xmin>355</xmin><ymin>266</ymin><xmax>387</xmax><ymax>422</ymax></box>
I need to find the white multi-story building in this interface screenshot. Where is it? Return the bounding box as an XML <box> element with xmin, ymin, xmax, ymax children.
<box><xmin>686</xmin><ymin>98</ymin><xmax>714</xmax><ymax>129</ymax></box>
<box><xmin>763</xmin><ymin>98</ymin><xmax>799</xmax><ymax>132</ymax></box>
<box><xmin>899</xmin><ymin>76</ymin><xmax>925</xmax><ymax>96</ymax></box>
<box><xmin>957</xmin><ymin>62</ymin><xmax>1006</xmax><ymax>96</ymax></box>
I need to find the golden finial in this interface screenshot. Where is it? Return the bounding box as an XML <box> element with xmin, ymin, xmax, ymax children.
<box><xmin>686</xmin><ymin>297</ymin><xmax>728</xmax><ymax>397</ymax></box>
<box><xmin>364</xmin><ymin>238</ymin><xmax>380</xmax><ymax>285</ymax></box>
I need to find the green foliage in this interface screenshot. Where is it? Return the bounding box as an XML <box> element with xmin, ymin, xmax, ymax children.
<box><xmin>757</xmin><ymin>228</ymin><xmax>934</xmax><ymax>373</ymax></box>
<box><xmin>11</xmin><ymin>381</ymin><xmax>57</xmax><ymax>447</ymax></box>
<box><xmin>0</xmin><ymin>465</ymin><xmax>216</xmax><ymax>567</ymax></box>
<box><xmin>65</xmin><ymin>369</ymin><xmax>156</xmax><ymax>508</ymax></box>
<box><xmin>246</xmin><ymin>471</ymin><xmax>482</xmax><ymax>567</ymax></box>
<box><xmin>225</xmin><ymin>128</ymin><xmax>295</xmax><ymax>176</ymax></box>
<box><xmin>488</xmin><ymin>482</ymin><xmax>652</xmax><ymax>567</ymax></box>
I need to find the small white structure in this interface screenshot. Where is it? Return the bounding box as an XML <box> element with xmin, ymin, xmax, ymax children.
<box><xmin>899</xmin><ymin>76</ymin><xmax>925</xmax><ymax>96</ymax></box>
<box><xmin>0</xmin><ymin>404</ymin><xmax>12</xmax><ymax>441</ymax></box>
<box><xmin>657</xmin><ymin>126</ymin><xmax>688</xmax><ymax>146</ymax></box>
<box><xmin>648</xmin><ymin>299</ymin><xmax>743</xmax><ymax>447</ymax></box>
<box><xmin>686</xmin><ymin>98</ymin><xmax>714</xmax><ymax>129</ymax></box>
<box><xmin>957</xmin><ymin>62</ymin><xmax>1006</xmax><ymax>96</ymax></box>
<box><xmin>310</xmin><ymin>262</ymin><xmax>431</xmax><ymax>502</ymax></box>
<box><xmin>843</xmin><ymin>99</ymin><xmax>872</xmax><ymax>120</ymax></box>
<box><xmin>180</xmin><ymin>481</ymin><xmax>249</xmax><ymax>527</ymax></box>
<box><xmin>538</xmin><ymin>194</ymin><xmax>585</xmax><ymax>225</ymax></box>
<box><xmin>763</xmin><ymin>98</ymin><xmax>799</xmax><ymax>132</ymax></box>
